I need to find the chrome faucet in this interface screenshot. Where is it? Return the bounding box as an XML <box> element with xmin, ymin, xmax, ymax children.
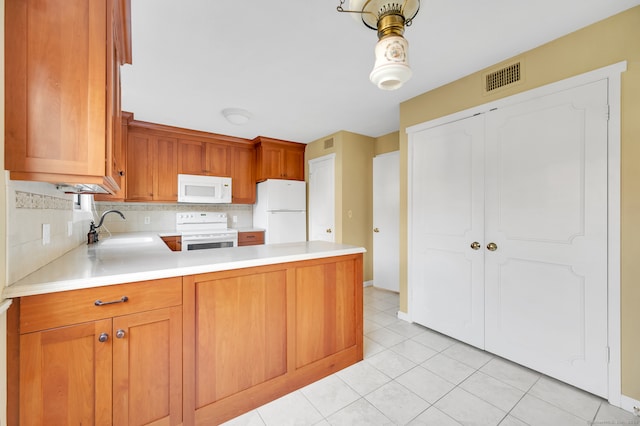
<box><xmin>88</xmin><ymin>209</ymin><xmax>126</xmax><ymax>244</ymax></box>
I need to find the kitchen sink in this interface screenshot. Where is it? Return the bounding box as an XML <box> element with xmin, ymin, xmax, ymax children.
<box><xmin>99</xmin><ymin>236</ymin><xmax>155</xmax><ymax>246</ymax></box>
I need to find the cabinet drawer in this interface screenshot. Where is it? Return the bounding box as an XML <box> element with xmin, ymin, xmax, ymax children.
<box><xmin>238</xmin><ymin>231</ymin><xmax>265</xmax><ymax>246</ymax></box>
<box><xmin>19</xmin><ymin>277</ymin><xmax>182</xmax><ymax>334</ymax></box>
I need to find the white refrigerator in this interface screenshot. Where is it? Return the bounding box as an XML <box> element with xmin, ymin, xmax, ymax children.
<box><xmin>253</xmin><ymin>179</ymin><xmax>307</xmax><ymax>244</ymax></box>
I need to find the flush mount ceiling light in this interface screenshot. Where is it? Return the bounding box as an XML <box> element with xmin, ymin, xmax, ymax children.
<box><xmin>337</xmin><ymin>0</ymin><xmax>419</xmax><ymax>90</ymax></box>
<box><xmin>221</xmin><ymin>108</ymin><xmax>252</xmax><ymax>125</ymax></box>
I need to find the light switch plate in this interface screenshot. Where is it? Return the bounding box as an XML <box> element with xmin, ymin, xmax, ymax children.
<box><xmin>42</xmin><ymin>223</ymin><xmax>50</xmax><ymax>245</ymax></box>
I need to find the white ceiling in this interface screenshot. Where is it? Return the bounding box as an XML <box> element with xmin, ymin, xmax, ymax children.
<box><xmin>121</xmin><ymin>0</ymin><xmax>640</xmax><ymax>144</ymax></box>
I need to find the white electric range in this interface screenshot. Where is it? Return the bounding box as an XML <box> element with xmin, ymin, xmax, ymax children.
<box><xmin>176</xmin><ymin>211</ymin><xmax>238</xmax><ymax>251</ymax></box>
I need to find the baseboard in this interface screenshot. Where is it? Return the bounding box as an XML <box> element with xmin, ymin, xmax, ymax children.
<box><xmin>363</xmin><ymin>280</ymin><xmax>373</xmax><ymax>287</ymax></box>
<box><xmin>396</xmin><ymin>310</ymin><xmax>411</xmax><ymax>323</ymax></box>
<box><xmin>620</xmin><ymin>394</ymin><xmax>640</xmax><ymax>417</ymax></box>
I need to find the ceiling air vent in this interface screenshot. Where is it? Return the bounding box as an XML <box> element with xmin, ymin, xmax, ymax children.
<box><xmin>324</xmin><ymin>138</ymin><xmax>334</xmax><ymax>149</ymax></box>
<box><xmin>485</xmin><ymin>62</ymin><xmax>521</xmax><ymax>93</ymax></box>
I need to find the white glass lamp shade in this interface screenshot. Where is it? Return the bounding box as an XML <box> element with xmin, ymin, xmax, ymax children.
<box><xmin>369</xmin><ymin>35</ymin><xmax>412</xmax><ymax>90</ymax></box>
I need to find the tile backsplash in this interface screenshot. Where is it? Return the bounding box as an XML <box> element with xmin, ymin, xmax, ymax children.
<box><xmin>7</xmin><ymin>180</ymin><xmax>92</xmax><ymax>285</ymax></box>
<box><xmin>6</xmin><ymin>179</ymin><xmax>254</xmax><ymax>285</ymax></box>
<box><xmin>94</xmin><ymin>202</ymin><xmax>253</xmax><ymax>235</ymax></box>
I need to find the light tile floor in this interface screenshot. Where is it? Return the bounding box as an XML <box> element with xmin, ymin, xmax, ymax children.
<box><xmin>222</xmin><ymin>286</ymin><xmax>639</xmax><ymax>426</ymax></box>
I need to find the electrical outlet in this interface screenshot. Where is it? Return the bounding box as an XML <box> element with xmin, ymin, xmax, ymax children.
<box><xmin>42</xmin><ymin>224</ymin><xmax>50</xmax><ymax>245</ymax></box>
<box><xmin>144</xmin><ymin>216</ymin><xmax>151</xmax><ymax>225</ymax></box>
<box><xmin>67</xmin><ymin>221</ymin><xmax>73</xmax><ymax>237</ymax></box>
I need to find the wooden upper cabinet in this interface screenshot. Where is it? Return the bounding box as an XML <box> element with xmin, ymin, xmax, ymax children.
<box><xmin>94</xmin><ymin>111</ymin><xmax>132</xmax><ymax>202</ymax></box>
<box><xmin>254</xmin><ymin>137</ymin><xmax>306</xmax><ymax>182</ymax></box>
<box><xmin>126</xmin><ymin>131</ymin><xmax>178</xmax><ymax>202</ymax></box>
<box><xmin>231</xmin><ymin>145</ymin><xmax>256</xmax><ymax>204</ymax></box>
<box><xmin>177</xmin><ymin>139</ymin><xmax>231</xmax><ymax>177</ymax></box>
<box><xmin>4</xmin><ymin>0</ymin><xmax>132</xmax><ymax>194</ymax></box>
<box><xmin>125</xmin><ymin>132</ymin><xmax>154</xmax><ymax>201</ymax></box>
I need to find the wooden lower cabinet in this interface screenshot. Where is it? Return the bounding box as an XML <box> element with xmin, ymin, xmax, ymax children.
<box><xmin>112</xmin><ymin>307</ymin><xmax>183</xmax><ymax>425</ymax></box>
<box><xmin>183</xmin><ymin>254</ymin><xmax>363</xmax><ymax>425</ymax></box>
<box><xmin>12</xmin><ymin>277</ymin><xmax>183</xmax><ymax>426</ymax></box>
<box><xmin>20</xmin><ymin>319</ymin><xmax>113</xmax><ymax>426</ymax></box>
<box><xmin>161</xmin><ymin>235</ymin><xmax>182</xmax><ymax>251</ymax></box>
<box><xmin>10</xmin><ymin>254</ymin><xmax>362</xmax><ymax>426</ymax></box>
<box><xmin>237</xmin><ymin>231</ymin><xmax>264</xmax><ymax>246</ymax></box>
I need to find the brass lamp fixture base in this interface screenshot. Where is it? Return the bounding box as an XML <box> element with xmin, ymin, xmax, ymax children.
<box><xmin>337</xmin><ymin>0</ymin><xmax>420</xmax><ymax>90</ymax></box>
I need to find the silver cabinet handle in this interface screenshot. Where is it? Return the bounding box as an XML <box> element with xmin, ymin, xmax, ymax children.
<box><xmin>116</xmin><ymin>329</ymin><xmax>126</xmax><ymax>339</ymax></box>
<box><xmin>94</xmin><ymin>296</ymin><xmax>129</xmax><ymax>306</ymax></box>
<box><xmin>98</xmin><ymin>333</ymin><xmax>109</xmax><ymax>343</ymax></box>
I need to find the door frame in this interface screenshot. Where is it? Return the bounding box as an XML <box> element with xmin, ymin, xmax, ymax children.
<box><xmin>407</xmin><ymin>61</ymin><xmax>626</xmax><ymax>406</ymax></box>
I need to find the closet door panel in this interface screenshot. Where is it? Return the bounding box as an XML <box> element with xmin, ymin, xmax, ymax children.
<box><xmin>484</xmin><ymin>79</ymin><xmax>609</xmax><ymax>397</ymax></box>
<box><xmin>409</xmin><ymin>114</ymin><xmax>485</xmax><ymax>348</ymax></box>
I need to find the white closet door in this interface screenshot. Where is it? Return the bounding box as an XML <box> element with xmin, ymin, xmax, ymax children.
<box><xmin>484</xmin><ymin>79</ymin><xmax>609</xmax><ymax>397</ymax></box>
<box><xmin>409</xmin><ymin>114</ymin><xmax>485</xmax><ymax>348</ymax></box>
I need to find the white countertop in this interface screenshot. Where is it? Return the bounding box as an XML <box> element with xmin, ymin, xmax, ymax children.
<box><xmin>3</xmin><ymin>233</ymin><xmax>365</xmax><ymax>298</ymax></box>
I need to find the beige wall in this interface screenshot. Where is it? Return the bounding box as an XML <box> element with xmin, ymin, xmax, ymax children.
<box><xmin>374</xmin><ymin>131</ymin><xmax>399</xmax><ymax>155</ymax></box>
<box><xmin>306</xmin><ymin>131</ymin><xmax>375</xmax><ymax>282</ymax></box>
<box><xmin>399</xmin><ymin>6</ymin><xmax>640</xmax><ymax>400</ymax></box>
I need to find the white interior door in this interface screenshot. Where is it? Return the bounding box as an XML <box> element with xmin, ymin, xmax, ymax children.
<box><xmin>373</xmin><ymin>151</ymin><xmax>400</xmax><ymax>292</ymax></box>
<box><xmin>308</xmin><ymin>155</ymin><xmax>335</xmax><ymax>242</ymax></box>
<box><xmin>484</xmin><ymin>79</ymin><xmax>609</xmax><ymax>397</ymax></box>
<box><xmin>409</xmin><ymin>114</ymin><xmax>486</xmax><ymax>348</ymax></box>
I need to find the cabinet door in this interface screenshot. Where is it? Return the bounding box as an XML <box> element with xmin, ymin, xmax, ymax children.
<box><xmin>177</xmin><ymin>140</ymin><xmax>206</xmax><ymax>175</ymax></box>
<box><xmin>20</xmin><ymin>319</ymin><xmax>113</xmax><ymax>426</ymax></box>
<box><xmin>154</xmin><ymin>137</ymin><xmax>179</xmax><ymax>201</ymax></box>
<box><xmin>126</xmin><ymin>132</ymin><xmax>154</xmax><ymax>201</ymax></box>
<box><xmin>258</xmin><ymin>146</ymin><xmax>283</xmax><ymax>181</ymax></box>
<box><xmin>106</xmin><ymin>1</ymin><xmax>123</xmax><ymax>193</ymax></box>
<box><xmin>283</xmin><ymin>147</ymin><xmax>304</xmax><ymax>180</ymax></box>
<box><xmin>231</xmin><ymin>146</ymin><xmax>256</xmax><ymax>204</ymax></box>
<box><xmin>113</xmin><ymin>307</ymin><xmax>183</xmax><ymax>426</ymax></box>
<box><xmin>95</xmin><ymin>108</ymin><xmax>127</xmax><ymax>201</ymax></box>
<box><xmin>205</xmin><ymin>142</ymin><xmax>232</xmax><ymax>176</ymax></box>
<box><xmin>5</xmin><ymin>0</ymin><xmax>106</xmax><ymax>176</ymax></box>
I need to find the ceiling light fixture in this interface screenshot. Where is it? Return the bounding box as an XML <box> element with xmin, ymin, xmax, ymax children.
<box><xmin>337</xmin><ymin>0</ymin><xmax>419</xmax><ymax>90</ymax></box>
<box><xmin>221</xmin><ymin>108</ymin><xmax>252</xmax><ymax>125</ymax></box>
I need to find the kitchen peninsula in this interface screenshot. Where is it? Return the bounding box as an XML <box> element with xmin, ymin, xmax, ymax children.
<box><xmin>5</xmin><ymin>235</ymin><xmax>365</xmax><ymax>425</ymax></box>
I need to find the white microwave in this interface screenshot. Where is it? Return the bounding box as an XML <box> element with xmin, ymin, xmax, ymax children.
<box><xmin>178</xmin><ymin>174</ymin><xmax>232</xmax><ymax>204</ymax></box>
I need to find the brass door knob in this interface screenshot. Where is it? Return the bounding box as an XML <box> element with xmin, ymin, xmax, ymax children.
<box><xmin>470</xmin><ymin>241</ymin><xmax>481</xmax><ymax>250</ymax></box>
<box><xmin>374</xmin><ymin>228</ymin><xmax>380</xmax><ymax>233</ymax></box>
<box><xmin>487</xmin><ymin>242</ymin><xmax>498</xmax><ymax>251</ymax></box>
